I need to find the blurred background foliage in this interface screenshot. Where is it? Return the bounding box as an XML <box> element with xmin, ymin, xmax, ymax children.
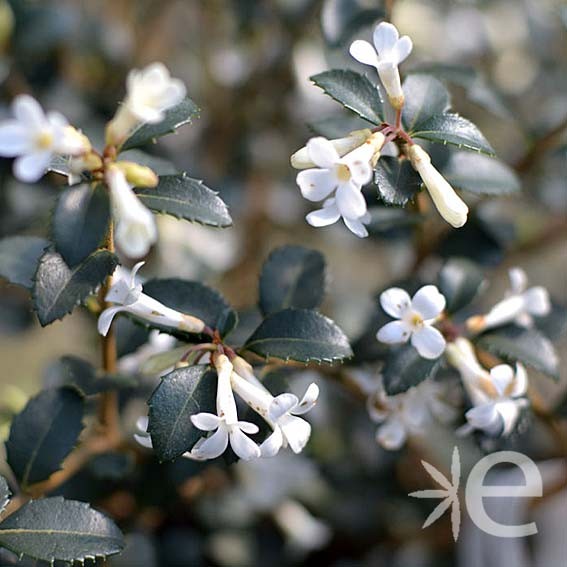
<box><xmin>0</xmin><ymin>0</ymin><xmax>565</xmax><ymax>565</ymax></box>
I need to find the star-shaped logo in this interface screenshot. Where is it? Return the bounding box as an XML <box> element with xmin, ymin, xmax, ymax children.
<box><xmin>409</xmin><ymin>446</ymin><xmax>462</xmax><ymax>541</ymax></box>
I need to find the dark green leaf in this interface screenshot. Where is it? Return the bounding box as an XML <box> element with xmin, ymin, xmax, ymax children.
<box><xmin>259</xmin><ymin>245</ymin><xmax>326</xmax><ymax>316</ymax></box>
<box><xmin>148</xmin><ymin>365</ymin><xmax>216</xmax><ymax>462</ymax></box>
<box><xmin>382</xmin><ymin>344</ymin><xmax>441</xmax><ymax>395</ymax></box>
<box><xmin>0</xmin><ymin>476</ymin><xmax>10</xmax><ymax>515</ymax></box>
<box><xmin>142</xmin><ymin>278</ymin><xmax>237</xmax><ymax>338</ymax></box>
<box><xmin>311</xmin><ymin>69</ymin><xmax>384</xmax><ymax>125</ymax></box>
<box><xmin>32</xmin><ymin>249</ymin><xmax>118</xmax><ymax>326</ymax></box>
<box><xmin>476</xmin><ymin>326</ymin><xmax>559</xmax><ymax>380</ymax></box>
<box><xmin>412</xmin><ymin>113</ymin><xmax>495</xmax><ymax>156</ymax></box>
<box><xmin>88</xmin><ymin>453</ymin><xmax>135</xmax><ymax>481</ymax></box>
<box><xmin>244</xmin><ymin>308</ymin><xmax>352</xmax><ymax>363</ymax></box>
<box><xmin>309</xmin><ymin>113</ymin><xmax>370</xmax><ymax>138</ymax></box>
<box><xmin>135</xmin><ymin>173</ymin><xmax>232</xmax><ymax>228</ymax></box>
<box><xmin>437</xmin><ymin>258</ymin><xmax>485</xmax><ymax>313</ymax></box>
<box><xmin>0</xmin><ymin>497</ymin><xmax>124</xmax><ymax>563</ymax></box>
<box><xmin>402</xmin><ymin>74</ymin><xmax>451</xmax><ymax>132</ymax></box>
<box><xmin>51</xmin><ymin>184</ymin><xmax>110</xmax><ymax>267</ymax></box>
<box><xmin>5</xmin><ymin>387</ymin><xmax>84</xmax><ymax>487</ymax></box>
<box><xmin>366</xmin><ymin>206</ymin><xmax>422</xmax><ymax>233</ymax></box>
<box><xmin>442</xmin><ymin>152</ymin><xmax>520</xmax><ymax>195</ymax></box>
<box><xmin>374</xmin><ymin>156</ymin><xmax>423</xmax><ymax>206</ymax></box>
<box><xmin>0</xmin><ymin>236</ymin><xmax>48</xmax><ymax>289</ymax></box>
<box><xmin>535</xmin><ymin>301</ymin><xmax>567</xmax><ymax>341</ymax></box>
<box><xmin>321</xmin><ymin>0</ymin><xmax>384</xmax><ymax>46</ymax></box>
<box><xmin>121</xmin><ymin>97</ymin><xmax>200</xmax><ymax>151</ymax></box>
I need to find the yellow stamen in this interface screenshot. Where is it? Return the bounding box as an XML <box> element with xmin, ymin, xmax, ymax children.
<box><xmin>35</xmin><ymin>131</ymin><xmax>53</xmax><ymax>150</ymax></box>
<box><xmin>335</xmin><ymin>163</ymin><xmax>351</xmax><ymax>182</ymax></box>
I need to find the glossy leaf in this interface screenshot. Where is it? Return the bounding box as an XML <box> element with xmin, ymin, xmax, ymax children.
<box><xmin>311</xmin><ymin>69</ymin><xmax>384</xmax><ymax>125</ymax></box>
<box><xmin>437</xmin><ymin>258</ymin><xmax>485</xmax><ymax>313</ymax></box>
<box><xmin>0</xmin><ymin>236</ymin><xmax>48</xmax><ymax>289</ymax></box>
<box><xmin>0</xmin><ymin>497</ymin><xmax>124</xmax><ymax>563</ymax></box>
<box><xmin>374</xmin><ymin>156</ymin><xmax>423</xmax><ymax>206</ymax></box>
<box><xmin>148</xmin><ymin>365</ymin><xmax>217</xmax><ymax>461</ymax></box>
<box><xmin>52</xmin><ymin>184</ymin><xmax>110</xmax><ymax>267</ymax></box>
<box><xmin>244</xmin><ymin>308</ymin><xmax>352</xmax><ymax>363</ymax></box>
<box><xmin>412</xmin><ymin>113</ymin><xmax>495</xmax><ymax>156</ymax></box>
<box><xmin>402</xmin><ymin>74</ymin><xmax>451</xmax><ymax>132</ymax></box>
<box><xmin>259</xmin><ymin>245</ymin><xmax>326</xmax><ymax>316</ymax></box>
<box><xmin>135</xmin><ymin>173</ymin><xmax>232</xmax><ymax>228</ymax></box>
<box><xmin>32</xmin><ymin>249</ymin><xmax>118</xmax><ymax>326</ymax></box>
<box><xmin>142</xmin><ymin>278</ymin><xmax>237</xmax><ymax>338</ymax></box>
<box><xmin>442</xmin><ymin>152</ymin><xmax>520</xmax><ymax>195</ymax></box>
<box><xmin>382</xmin><ymin>344</ymin><xmax>441</xmax><ymax>395</ymax></box>
<box><xmin>0</xmin><ymin>476</ymin><xmax>10</xmax><ymax>515</ymax></box>
<box><xmin>121</xmin><ymin>97</ymin><xmax>200</xmax><ymax>151</ymax></box>
<box><xmin>5</xmin><ymin>387</ymin><xmax>84</xmax><ymax>487</ymax></box>
<box><xmin>476</xmin><ymin>326</ymin><xmax>559</xmax><ymax>380</ymax></box>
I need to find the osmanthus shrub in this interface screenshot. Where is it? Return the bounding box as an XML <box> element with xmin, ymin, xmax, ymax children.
<box><xmin>0</xmin><ymin>17</ymin><xmax>564</xmax><ymax>565</ymax></box>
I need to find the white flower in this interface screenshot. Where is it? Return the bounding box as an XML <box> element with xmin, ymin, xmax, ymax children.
<box><xmin>189</xmin><ymin>354</ymin><xmax>261</xmax><ymax>461</ymax></box>
<box><xmin>0</xmin><ymin>95</ymin><xmax>90</xmax><ymax>182</ymax></box>
<box><xmin>376</xmin><ymin>285</ymin><xmax>447</xmax><ymax>359</ymax></box>
<box><xmin>296</xmin><ymin>134</ymin><xmax>384</xmax><ymax>238</ymax></box>
<box><xmin>349</xmin><ymin>22</ymin><xmax>413</xmax><ymax>109</ymax></box>
<box><xmin>106</xmin><ymin>62</ymin><xmax>186</xmax><ymax>146</ymax></box>
<box><xmin>467</xmin><ymin>267</ymin><xmax>551</xmax><ymax>333</ymax></box>
<box><xmin>290</xmin><ymin>129</ymin><xmax>371</xmax><ymax>169</ymax></box>
<box><xmin>97</xmin><ymin>261</ymin><xmax>206</xmax><ymax>337</ymax></box>
<box><xmin>407</xmin><ymin>144</ymin><xmax>469</xmax><ymax>228</ymax></box>
<box><xmin>105</xmin><ymin>164</ymin><xmax>158</xmax><ymax>258</ymax></box>
<box><xmin>231</xmin><ymin>356</ymin><xmax>319</xmax><ymax>456</ymax></box>
<box><xmin>446</xmin><ymin>338</ymin><xmax>529</xmax><ymax>436</ymax></box>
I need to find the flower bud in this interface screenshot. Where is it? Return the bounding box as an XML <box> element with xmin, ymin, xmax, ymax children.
<box><xmin>290</xmin><ymin>129</ymin><xmax>372</xmax><ymax>169</ymax></box>
<box><xmin>407</xmin><ymin>144</ymin><xmax>468</xmax><ymax>228</ymax></box>
<box><xmin>116</xmin><ymin>161</ymin><xmax>159</xmax><ymax>188</ymax></box>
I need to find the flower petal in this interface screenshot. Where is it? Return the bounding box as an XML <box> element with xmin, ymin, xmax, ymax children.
<box><xmin>191</xmin><ymin>427</ymin><xmax>228</xmax><ymax>460</ymax></box>
<box><xmin>236</xmin><ymin>420</ymin><xmax>259</xmax><ymax>434</ymax></box>
<box><xmin>489</xmin><ymin>365</ymin><xmax>514</xmax><ymax>397</ymax></box>
<box><xmin>495</xmin><ymin>400</ymin><xmax>521</xmax><ymax>436</ymax></box>
<box><xmin>411</xmin><ymin>326</ymin><xmax>446</xmax><ymax>359</ymax></box>
<box><xmin>373</xmin><ymin>22</ymin><xmax>399</xmax><ymax>57</ymax></box>
<box><xmin>306</xmin><ymin>137</ymin><xmax>340</xmax><ymax>168</ymax></box>
<box><xmin>523</xmin><ymin>286</ymin><xmax>550</xmax><ymax>317</ymax></box>
<box><xmin>279</xmin><ymin>414</ymin><xmax>311</xmax><ymax>454</ymax></box>
<box><xmin>191</xmin><ymin>412</ymin><xmax>222</xmax><ymax>431</ymax></box>
<box><xmin>508</xmin><ymin>267</ymin><xmax>527</xmax><ymax>294</ymax></box>
<box><xmin>380</xmin><ymin>287</ymin><xmax>412</xmax><ymax>318</ymax></box>
<box><xmin>376</xmin><ymin>417</ymin><xmax>406</xmax><ymax>450</ymax></box>
<box><xmin>306</xmin><ymin>202</ymin><xmax>341</xmax><ymax>227</ymax></box>
<box><xmin>465</xmin><ymin>403</ymin><xmax>501</xmax><ymax>435</ymax></box>
<box><xmin>296</xmin><ymin>168</ymin><xmax>336</xmax><ymax>202</ymax></box>
<box><xmin>13</xmin><ymin>95</ymin><xmax>45</xmax><ymax>129</ymax></box>
<box><xmin>97</xmin><ymin>305</ymin><xmax>129</xmax><ymax>336</ymax></box>
<box><xmin>134</xmin><ymin>433</ymin><xmax>154</xmax><ymax>449</ymax></box>
<box><xmin>0</xmin><ymin>122</ymin><xmax>31</xmax><ymax>156</ymax></box>
<box><xmin>269</xmin><ymin>393</ymin><xmax>299</xmax><ymax>421</ymax></box>
<box><xmin>136</xmin><ymin>416</ymin><xmax>149</xmax><ymax>433</ymax></box>
<box><xmin>510</xmin><ymin>364</ymin><xmax>528</xmax><ymax>398</ymax></box>
<box><xmin>335</xmin><ymin>182</ymin><xmax>367</xmax><ymax>219</ymax></box>
<box><xmin>229</xmin><ymin>428</ymin><xmax>260</xmax><ymax>461</ymax></box>
<box><xmin>260</xmin><ymin>426</ymin><xmax>284</xmax><ymax>457</ymax></box>
<box><xmin>343</xmin><ymin>216</ymin><xmax>369</xmax><ymax>238</ymax></box>
<box><xmin>376</xmin><ymin>320</ymin><xmax>412</xmax><ymax>344</ymax></box>
<box><xmin>344</xmin><ymin>154</ymin><xmax>372</xmax><ymax>186</ymax></box>
<box><xmin>392</xmin><ymin>36</ymin><xmax>413</xmax><ymax>64</ymax></box>
<box><xmin>293</xmin><ymin>383</ymin><xmax>319</xmax><ymax>415</ymax></box>
<box><xmin>13</xmin><ymin>151</ymin><xmax>51</xmax><ymax>183</ymax></box>
<box><xmin>411</xmin><ymin>285</ymin><xmax>446</xmax><ymax>320</ymax></box>
<box><xmin>349</xmin><ymin>40</ymin><xmax>379</xmax><ymax>67</ymax></box>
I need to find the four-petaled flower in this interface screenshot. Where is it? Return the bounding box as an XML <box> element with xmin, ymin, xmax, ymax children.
<box><xmin>97</xmin><ymin>262</ymin><xmax>205</xmax><ymax>337</ymax></box>
<box><xmin>0</xmin><ymin>95</ymin><xmax>89</xmax><ymax>182</ymax></box>
<box><xmin>296</xmin><ymin>134</ymin><xmax>384</xmax><ymax>237</ymax></box>
<box><xmin>190</xmin><ymin>354</ymin><xmax>261</xmax><ymax>461</ymax></box>
<box><xmin>377</xmin><ymin>285</ymin><xmax>447</xmax><ymax>359</ymax></box>
<box><xmin>349</xmin><ymin>22</ymin><xmax>413</xmax><ymax>109</ymax></box>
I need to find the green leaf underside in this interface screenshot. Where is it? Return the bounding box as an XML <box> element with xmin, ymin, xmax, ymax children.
<box><xmin>120</xmin><ymin>97</ymin><xmax>200</xmax><ymax>151</ymax></box>
<box><xmin>374</xmin><ymin>156</ymin><xmax>422</xmax><ymax>206</ymax></box>
<box><xmin>52</xmin><ymin>184</ymin><xmax>111</xmax><ymax>267</ymax></box>
<box><xmin>402</xmin><ymin>74</ymin><xmax>451</xmax><ymax>132</ymax></box>
<box><xmin>411</xmin><ymin>113</ymin><xmax>495</xmax><ymax>156</ymax></box>
<box><xmin>442</xmin><ymin>152</ymin><xmax>520</xmax><ymax>195</ymax></box>
<box><xmin>148</xmin><ymin>366</ymin><xmax>216</xmax><ymax>461</ymax></box>
<box><xmin>382</xmin><ymin>344</ymin><xmax>441</xmax><ymax>395</ymax></box>
<box><xmin>142</xmin><ymin>278</ymin><xmax>237</xmax><ymax>338</ymax></box>
<box><xmin>259</xmin><ymin>245</ymin><xmax>326</xmax><ymax>316</ymax></box>
<box><xmin>0</xmin><ymin>497</ymin><xmax>124</xmax><ymax>563</ymax></box>
<box><xmin>476</xmin><ymin>326</ymin><xmax>559</xmax><ymax>380</ymax></box>
<box><xmin>135</xmin><ymin>174</ymin><xmax>232</xmax><ymax>228</ymax></box>
<box><xmin>32</xmin><ymin>249</ymin><xmax>118</xmax><ymax>326</ymax></box>
<box><xmin>244</xmin><ymin>308</ymin><xmax>352</xmax><ymax>363</ymax></box>
<box><xmin>437</xmin><ymin>258</ymin><xmax>485</xmax><ymax>313</ymax></box>
<box><xmin>310</xmin><ymin>69</ymin><xmax>384</xmax><ymax>125</ymax></box>
<box><xmin>0</xmin><ymin>236</ymin><xmax>48</xmax><ymax>289</ymax></box>
<box><xmin>0</xmin><ymin>476</ymin><xmax>10</xmax><ymax>515</ymax></box>
<box><xmin>5</xmin><ymin>387</ymin><xmax>84</xmax><ymax>487</ymax></box>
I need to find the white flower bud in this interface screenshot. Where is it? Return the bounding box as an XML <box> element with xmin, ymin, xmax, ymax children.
<box><xmin>115</xmin><ymin>161</ymin><xmax>159</xmax><ymax>188</ymax></box>
<box><xmin>407</xmin><ymin>144</ymin><xmax>468</xmax><ymax>228</ymax></box>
